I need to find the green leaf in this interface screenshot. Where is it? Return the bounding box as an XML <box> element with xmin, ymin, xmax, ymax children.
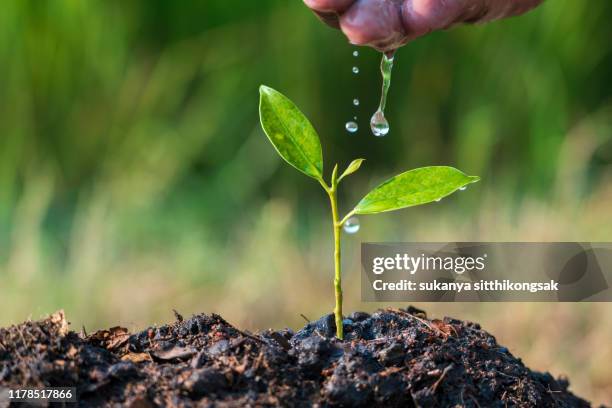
<box><xmin>354</xmin><ymin>166</ymin><xmax>480</xmax><ymax>215</ymax></box>
<box><xmin>259</xmin><ymin>85</ymin><xmax>323</xmax><ymax>180</ymax></box>
<box><xmin>338</xmin><ymin>159</ymin><xmax>365</xmax><ymax>182</ymax></box>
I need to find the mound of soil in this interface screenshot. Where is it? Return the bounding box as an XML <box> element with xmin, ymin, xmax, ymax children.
<box><xmin>0</xmin><ymin>308</ymin><xmax>594</xmax><ymax>407</ymax></box>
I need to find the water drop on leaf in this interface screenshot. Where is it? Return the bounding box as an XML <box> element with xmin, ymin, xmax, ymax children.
<box><xmin>343</xmin><ymin>217</ymin><xmax>360</xmax><ymax>234</ymax></box>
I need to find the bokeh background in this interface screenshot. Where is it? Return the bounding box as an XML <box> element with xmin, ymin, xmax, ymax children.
<box><xmin>0</xmin><ymin>0</ymin><xmax>611</xmax><ymax>403</ymax></box>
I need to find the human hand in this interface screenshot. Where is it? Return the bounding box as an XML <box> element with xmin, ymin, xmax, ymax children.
<box><xmin>303</xmin><ymin>0</ymin><xmax>543</xmax><ymax>52</ymax></box>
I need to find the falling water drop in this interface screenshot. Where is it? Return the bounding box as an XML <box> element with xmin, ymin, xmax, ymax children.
<box><xmin>343</xmin><ymin>217</ymin><xmax>361</xmax><ymax>234</ymax></box>
<box><xmin>370</xmin><ymin>52</ymin><xmax>395</xmax><ymax>137</ymax></box>
<box><xmin>353</xmin><ymin>50</ymin><xmax>359</xmax><ymax>57</ymax></box>
<box><xmin>353</xmin><ymin>98</ymin><xmax>360</xmax><ymax>106</ymax></box>
<box><xmin>345</xmin><ymin>121</ymin><xmax>358</xmax><ymax>133</ymax></box>
<box><xmin>370</xmin><ymin>110</ymin><xmax>389</xmax><ymax>137</ymax></box>
<box><xmin>352</xmin><ymin>66</ymin><xmax>360</xmax><ymax>74</ymax></box>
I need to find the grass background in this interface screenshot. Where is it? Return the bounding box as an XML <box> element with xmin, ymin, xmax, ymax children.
<box><xmin>0</xmin><ymin>0</ymin><xmax>610</xmax><ymax>403</ymax></box>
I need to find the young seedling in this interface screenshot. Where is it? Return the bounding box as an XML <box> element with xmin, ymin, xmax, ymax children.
<box><xmin>259</xmin><ymin>86</ymin><xmax>480</xmax><ymax>340</ymax></box>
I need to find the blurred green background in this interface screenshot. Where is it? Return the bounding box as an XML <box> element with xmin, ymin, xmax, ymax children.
<box><xmin>0</xmin><ymin>0</ymin><xmax>611</xmax><ymax>403</ymax></box>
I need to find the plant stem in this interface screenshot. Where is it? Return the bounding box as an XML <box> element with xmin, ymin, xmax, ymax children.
<box><xmin>327</xmin><ymin>178</ymin><xmax>344</xmax><ymax>340</ymax></box>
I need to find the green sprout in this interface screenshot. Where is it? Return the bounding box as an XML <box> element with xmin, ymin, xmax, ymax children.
<box><xmin>259</xmin><ymin>85</ymin><xmax>480</xmax><ymax>340</ymax></box>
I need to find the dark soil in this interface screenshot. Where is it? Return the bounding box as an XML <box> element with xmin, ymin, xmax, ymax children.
<box><xmin>0</xmin><ymin>308</ymin><xmax>596</xmax><ymax>407</ymax></box>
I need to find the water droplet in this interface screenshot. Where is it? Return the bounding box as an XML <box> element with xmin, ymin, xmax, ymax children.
<box><xmin>345</xmin><ymin>121</ymin><xmax>358</xmax><ymax>133</ymax></box>
<box><xmin>353</xmin><ymin>98</ymin><xmax>360</xmax><ymax>106</ymax></box>
<box><xmin>352</xmin><ymin>66</ymin><xmax>359</xmax><ymax>74</ymax></box>
<box><xmin>370</xmin><ymin>110</ymin><xmax>389</xmax><ymax>137</ymax></box>
<box><xmin>353</xmin><ymin>116</ymin><xmax>357</xmax><ymax>120</ymax></box>
<box><xmin>370</xmin><ymin>53</ymin><xmax>395</xmax><ymax>137</ymax></box>
<box><xmin>435</xmin><ymin>198</ymin><xmax>442</xmax><ymax>202</ymax></box>
<box><xmin>353</xmin><ymin>50</ymin><xmax>359</xmax><ymax>57</ymax></box>
<box><xmin>343</xmin><ymin>217</ymin><xmax>360</xmax><ymax>234</ymax></box>
<box><xmin>459</xmin><ymin>186</ymin><xmax>467</xmax><ymax>191</ymax></box>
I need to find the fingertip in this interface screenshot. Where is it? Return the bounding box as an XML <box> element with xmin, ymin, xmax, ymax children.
<box><xmin>339</xmin><ymin>0</ymin><xmax>408</xmax><ymax>52</ymax></box>
<box><xmin>401</xmin><ymin>0</ymin><xmax>464</xmax><ymax>37</ymax></box>
<box><xmin>303</xmin><ymin>0</ymin><xmax>355</xmax><ymax>13</ymax></box>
